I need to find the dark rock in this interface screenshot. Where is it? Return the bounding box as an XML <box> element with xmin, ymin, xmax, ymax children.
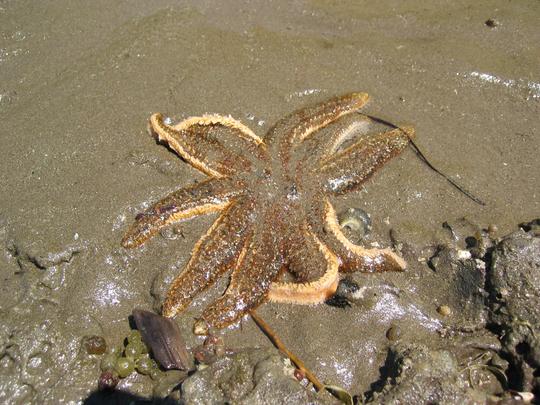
<box><xmin>488</xmin><ymin>227</ymin><xmax>540</xmax><ymax>327</ymax></box>
<box><xmin>486</xmin><ymin>226</ymin><xmax>540</xmax><ymax>392</ymax></box>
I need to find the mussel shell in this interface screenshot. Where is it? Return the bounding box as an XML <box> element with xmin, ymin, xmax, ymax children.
<box><xmin>132</xmin><ymin>309</ymin><xmax>193</xmax><ymax>371</ymax></box>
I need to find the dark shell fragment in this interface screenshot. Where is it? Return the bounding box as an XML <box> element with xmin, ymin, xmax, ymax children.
<box><xmin>132</xmin><ymin>309</ymin><xmax>193</xmax><ymax>371</ymax></box>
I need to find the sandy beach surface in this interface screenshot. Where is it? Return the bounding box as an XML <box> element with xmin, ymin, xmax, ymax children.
<box><xmin>0</xmin><ymin>1</ymin><xmax>539</xmax><ymax>403</ymax></box>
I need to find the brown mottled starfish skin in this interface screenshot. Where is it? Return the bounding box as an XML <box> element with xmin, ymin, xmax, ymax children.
<box><xmin>122</xmin><ymin>93</ymin><xmax>413</xmax><ymax>329</ymax></box>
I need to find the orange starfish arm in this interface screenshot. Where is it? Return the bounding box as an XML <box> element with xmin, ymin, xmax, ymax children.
<box><xmin>268</xmin><ymin>229</ymin><xmax>339</xmax><ymax>304</ymax></box>
<box><xmin>162</xmin><ymin>197</ymin><xmax>255</xmax><ymax>318</ymax></box>
<box><xmin>171</xmin><ymin>114</ymin><xmax>264</xmax><ymax>145</ymax></box>
<box><xmin>295</xmin><ymin>114</ymin><xmax>370</xmax><ymax>165</ymax></box>
<box><xmin>266</xmin><ymin>92</ymin><xmax>370</xmax><ymax>154</ymax></box>
<box><xmin>149</xmin><ymin>113</ymin><xmax>267</xmax><ymax>178</ymax></box>
<box><xmin>200</xmin><ymin>208</ymin><xmax>285</xmax><ymax>328</ymax></box>
<box><xmin>310</xmin><ymin>198</ymin><xmax>406</xmax><ymax>273</ymax></box>
<box><xmin>318</xmin><ymin>126</ymin><xmax>414</xmax><ymax>195</ymax></box>
<box><xmin>122</xmin><ymin>177</ymin><xmax>244</xmax><ymax>248</ymax></box>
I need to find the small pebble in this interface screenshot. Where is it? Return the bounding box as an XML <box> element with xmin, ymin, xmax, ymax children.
<box><xmin>485</xmin><ymin>18</ymin><xmax>499</xmax><ymax>28</ymax></box>
<box><xmin>437</xmin><ymin>305</ymin><xmax>452</xmax><ymax>316</ymax></box>
<box><xmin>487</xmin><ymin>224</ymin><xmax>498</xmax><ymax>235</ymax></box>
<box><xmin>98</xmin><ymin>370</ymin><xmax>119</xmax><ymax>390</ymax></box>
<box><xmin>336</xmin><ymin>278</ymin><xmax>359</xmax><ymax>296</ymax></box>
<box><xmin>82</xmin><ymin>335</ymin><xmax>107</xmax><ymax>355</ymax></box>
<box><xmin>386</xmin><ymin>326</ymin><xmax>401</xmax><ymax>341</ymax></box>
<box><xmin>192</xmin><ymin>345</ymin><xmax>217</xmax><ymax>365</ymax></box>
<box><xmin>294</xmin><ymin>368</ymin><xmax>305</xmax><ymax>381</ymax></box>
<box><xmin>193</xmin><ymin>320</ymin><xmax>209</xmax><ymax>336</ymax></box>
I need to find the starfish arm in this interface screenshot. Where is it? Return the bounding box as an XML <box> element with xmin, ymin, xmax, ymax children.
<box><xmin>265</xmin><ymin>92</ymin><xmax>369</xmax><ymax>155</ymax></box>
<box><xmin>149</xmin><ymin>113</ymin><xmax>267</xmax><ymax>177</ymax></box>
<box><xmin>122</xmin><ymin>177</ymin><xmax>245</xmax><ymax>248</ymax></box>
<box><xmin>309</xmin><ymin>197</ymin><xmax>407</xmax><ymax>272</ymax></box>
<box><xmin>297</xmin><ymin>114</ymin><xmax>372</xmax><ymax>167</ymax></box>
<box><xmin>317</xmin><ymin>126</ymin><xmax>413</xmax><ymax>195</ymax></box>
<box><xmin>268</xmin><ymin>227</ymin><xmax>339</xmax><ymax>304</ymax></box>
<box><xmin>162</xmin><ymin>197</ymin><xmax>256</xmax><ymax>318</ymax></box>
<box><xmin>200</xmin><ymin>209</ymin><xmax>285</xmax><ymax>328</ymax></box>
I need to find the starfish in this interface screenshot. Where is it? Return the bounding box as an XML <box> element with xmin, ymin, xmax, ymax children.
<box><xmin>122</xmin><ymin>93</ymin><xmax>413</xmax><ymax>329</ymax></box>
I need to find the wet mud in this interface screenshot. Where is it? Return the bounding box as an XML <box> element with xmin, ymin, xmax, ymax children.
<box><xmin>0</xmin><ymin>1</ymin><xmax>539</xmax><ymax>404</ymax></box>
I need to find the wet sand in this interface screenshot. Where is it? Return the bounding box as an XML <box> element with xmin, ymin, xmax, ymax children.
<box><xmin>0</xmin><ymin>0</ymin><xmax>539</xmax><ymax>403</ymax></box>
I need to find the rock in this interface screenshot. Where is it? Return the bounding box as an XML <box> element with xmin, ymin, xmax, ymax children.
<box><xmin>488</xmin><ymin>226</ymin><xmax>540</xmax><ymax>327</ymax></box>
<box><xmin>181</xmin><ymin>347</ymin><xmax>334</xmax><ymax>405</ymax></box>
<box><xmin>486</xmin><ymin>224</ymin><xmax>540</xmax><ymax>392</ymax></box>
<box><xmin>368</xmin><ymin>344</ymin><xmax>489</xmax><ymax>404</ymax></box>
